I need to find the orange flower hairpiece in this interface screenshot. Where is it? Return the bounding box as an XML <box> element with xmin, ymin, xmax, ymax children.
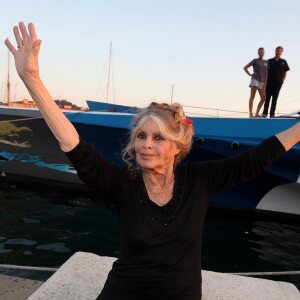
<box><xmin>180</xmin><ymin>118</ymin><xmax>193</xmax><ymax>126</ymax></box>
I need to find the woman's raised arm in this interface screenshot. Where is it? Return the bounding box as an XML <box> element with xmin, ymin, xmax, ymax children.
<box><xmin>5</xmin><ymin>22</ymin><xmax>79</xmax><ymax>152</ymax></box>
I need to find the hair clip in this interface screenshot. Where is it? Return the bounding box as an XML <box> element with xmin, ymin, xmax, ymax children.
<box><xmin>180</xmin><ymin>118</ymin><xmax>193</xmax><ymax>126</ymax></box>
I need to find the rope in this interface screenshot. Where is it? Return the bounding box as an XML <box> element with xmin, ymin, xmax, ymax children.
<box><xmin>1</xmin><ymin>263</ymin><xmax>299</xmax><ymax>277</ymax></box>
<box><xmin>229</xmin><ymin>271</ymin><xmax>300</xmax><ymax>276</ymax></box>
<box><xmin>0</xmin><ymin>264</ymin><xmax>58</xmax><ymax>272</ymax></box>
<box><xmin>0</xmin><ymin>116</ymin><xmax>43</xmax><ymax>123</ymax></box>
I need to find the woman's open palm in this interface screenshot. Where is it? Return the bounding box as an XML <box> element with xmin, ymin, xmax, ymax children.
<box><xmin>5</xmin><ymin>22</ymin><xmax>41</xmax><ymax>81</ymax></box>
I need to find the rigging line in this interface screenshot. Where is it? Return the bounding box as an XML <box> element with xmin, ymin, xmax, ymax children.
<box><xmin>185</xmin><ymin>110</ymin><xmax>248</xmax><ymax>118</ymax></box>
<box><xmin>277</xmin><ymin>99</ymin><xmax>300</xmax><ymax>106</ymax></box>
<box><xmin>111</xmin><ymin>50</ymin><xmax>116</xmax><ymax>104</ymax></box>
<box><xmin>185</xmin><ymin>112</ymin><xmax>221</xmax><ymax>117</ymax></box>
<box><xmin>95</xmin><ymin>51</ymin><xmax>110</xmax><ymax>101</ymax></box>
<box><xmin>182</xmin><ymin>104</ymin><xmax>248</xmax><ymax>114</ymax></box>
<box><xmin>277</xmin><ymin>109</ymin><xmax>300</xmax><ymax>115</ymax></box>
<box><xmin>106</xmin><ymin>41</ymin><xmax>112</xmax><ymax>103</ymax></box>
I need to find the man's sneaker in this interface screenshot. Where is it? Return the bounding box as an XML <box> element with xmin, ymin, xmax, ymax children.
<box><xmin>261</xmin><ymin>114</ymin><xmax>267</xmax><ymax>118</ymax></box>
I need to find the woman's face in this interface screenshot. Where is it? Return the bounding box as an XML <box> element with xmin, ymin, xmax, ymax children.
<box><xmin>134</xmin><ymin>118</ymin><xmax>180</xmax><ymax>172</ymax></box>
<box><xmin>258</xmin><ymin>49</ymin><xmax>265</xmax><ymax>59</ymax></box>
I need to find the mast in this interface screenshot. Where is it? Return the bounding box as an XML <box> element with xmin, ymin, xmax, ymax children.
<box><xmin>7</xmin><ymin>49</ymin><xmax>11</xmax><ymax>106</ymax></box>
<box><xmin>170</xmin><ymin>84</ymin><xmax>174</xmax><ymax>104</ymax></box>
<box><xmin>106</xmin><ymin>41</ymin><xmax>112</xmax><ymax>103</ymax></box>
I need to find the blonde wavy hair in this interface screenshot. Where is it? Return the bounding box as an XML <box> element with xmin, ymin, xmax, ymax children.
<box><xmin>122</xmin><ymin>102</ymin><xmax>194</xmax><ymax>170</ymax></box>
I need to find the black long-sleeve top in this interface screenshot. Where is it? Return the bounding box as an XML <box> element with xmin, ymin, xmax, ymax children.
<box><xmin>66</xmin><ymin>136</ymin><xmax>286</xmax><ymax>300</ymax></box>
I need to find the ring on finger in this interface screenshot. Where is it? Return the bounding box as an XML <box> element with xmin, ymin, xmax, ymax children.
<box><xmin>17</xmin><ymin>40</ymin><xmax>24</xmax><ymax>49</ymax></box>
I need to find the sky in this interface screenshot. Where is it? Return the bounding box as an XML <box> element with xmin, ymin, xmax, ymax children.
<box><xmin>0</xmin><ymin>0</ymin><xmax>300</xmax><ymax>117</ymax></box>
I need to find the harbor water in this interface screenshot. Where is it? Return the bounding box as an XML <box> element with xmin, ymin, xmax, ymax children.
<box><xmin>0</xmin><ymin>175</ymin><xmax>299</xmax><ymax>290</ymax></box>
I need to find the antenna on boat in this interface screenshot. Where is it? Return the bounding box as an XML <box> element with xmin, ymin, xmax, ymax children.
<box><xmin>170</xmin><ymin>84</ymin><xmax>174</xmax><ymax>104</ymax></box>
<box><xmin>7</xmin><ymin>49</ymin><xmax>11</xmax><ymax>106</ymax></box>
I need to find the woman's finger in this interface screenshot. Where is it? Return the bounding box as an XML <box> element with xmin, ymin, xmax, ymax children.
<box><xmin>19</xmin><ymin>21</ymin><xmax>30</xmax><ymax>43</ymax></box>
<box><xmin>13</xmin><ymin>26</ymin><xmax>23</xmax><ymax>48</ymax></box>
<box><xmin>32</xmin><ymin>39</ymin><xmax>42</xmax><ymax>56</ymax></box>
<box><xmin>28</xmin><ymin>23</ymin><xmax>37</xmax><ymax>41</ymax></box>
<box><xmin>5</xmin><ymin>38</ymin><xmax>17</xmax><ymax>55</ymax></box>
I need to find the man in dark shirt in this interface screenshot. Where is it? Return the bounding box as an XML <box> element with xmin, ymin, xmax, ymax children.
<box><xmin>262</xmin><ymin>46</ymin><xmax>290</xmax><ymax>118</ymax></box>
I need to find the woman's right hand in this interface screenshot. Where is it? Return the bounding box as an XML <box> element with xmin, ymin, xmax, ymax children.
<box><xmin>5</xmin><ymin>22</ymin><xmax>80</xmax><ymax>152</ymax></box>
<box><xmin>5</xmin><ymin>22</ymin><xmax>42</xmax><ymax>82</ymax></box>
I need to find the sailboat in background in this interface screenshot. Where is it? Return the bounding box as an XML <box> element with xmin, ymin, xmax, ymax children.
<box><xmin>86</xmin><ymin>42</ymin><xmax>138</xmax><ymax>113</ymax></box>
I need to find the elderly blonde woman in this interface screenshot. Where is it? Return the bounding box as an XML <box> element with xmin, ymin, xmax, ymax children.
<box><xmin>5</xmin><ymin>23</ymin><xmax>300</xmax><ymax>300</ymax></box>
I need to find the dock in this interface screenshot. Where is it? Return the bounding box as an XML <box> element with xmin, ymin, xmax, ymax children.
<box><xmin>0</xmin><ymin>274</ymin><xmax>43</xmax><ymax>300</ymax></box>
<box><xmin>0</xmin><ymin>252</ymin><xmax>299</xmax><ymax>299</ymax></box>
